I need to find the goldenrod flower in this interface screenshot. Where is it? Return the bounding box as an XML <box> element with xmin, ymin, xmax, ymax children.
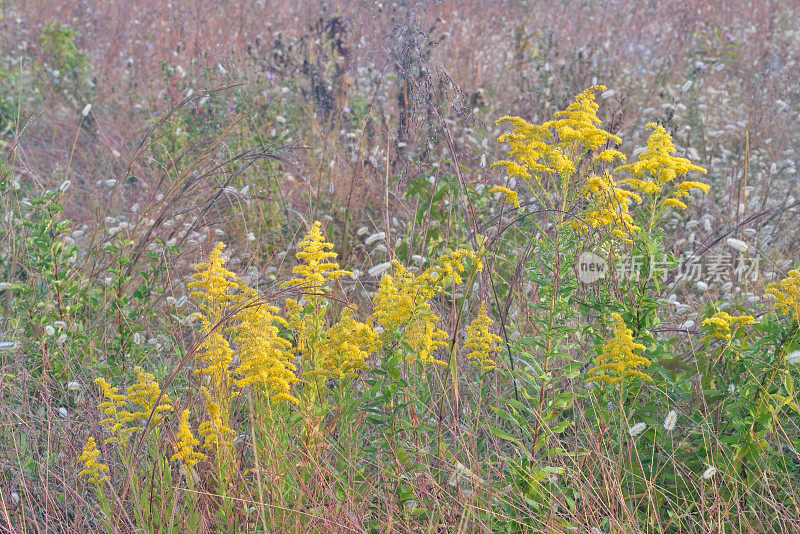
<box><xmin>188</xmin><ymin>242</ymin><xmax>239</xmax><ymax>317</ymax></box>
<box><xmin>489</xmin><ymin>186</ymin><xmax>521</xmax><ymax>209</ymax></box>
<box><xmin>617</xmin><ymin>123</ymin><xmax>708</xmax><ymax>203</ymax></box>
<box><xmin>575</xmin><ymin>172</ymin><xmax>642</xmax><ymax>240</ymax></box>
<box><xmin>234</xmin><ymin>286</ymin><xmax>299</xmax><ymax>404</ymax></box>
<box><xmin>189</xmin><ymin>243</ymin><xmax>239</xmax><ymax>389</ymax></box>
<box><xmin>318</xmin><ymin>310</ymin><xmax>381</xmax><ymax>379</ymax></box>
<box><xmin>96</xmin><ymin>377</ymin><xmax>129</xmax><ymax>444</ymax></box>
<box><xmin>78</xmin><ymin>437</ymin><xmax>109</xmax><ymax>485</ymax></box>
<box><xmin>493</xmin><ymin>86</ymin><xmax>620</xmax><ymax>188</ymax></box>
<box><xmin>171</xmin><ymin>410</ymin><xmax>206</xmax><ymax>471</ymax></box>
<box><xmin>701</xmin><ymin>311</ymin><xmax>756</xmax><ymax>341</ymax></box>
<box><xmin>766</xmin><ymin>270</ymin><xmax>800</xmax><ymax>321</ymax></box>
<box><xmin>587</xmin><ymin>313</ymin><xmax>652</xmax><ymax>385</ymax></box>
<box><xmin>464</xmin><ymin>303</ymin><xmax>502</xmax><ymax>372</ymax></box>
<box><xmin>198</xmin><ymin>391</ymin><xmax>236</xmax><ymax>452</ymax></box>
<box><xmin>285</xmin><ymin>221</ymin><xmax>351</xmax><ymax>301</ymax></box>
<box><xmin>119</xmin><ymin>366</ymin><xmax>173</xmax><ymax>428</ymax></box>
<box><xmin>543</xmin><ymin>85</ymin><xmax>623</xmax><ymax>151</ymax></box>
<box><xmin>373</xmin><ymin>250</ymin><xmax>480</xmax><ymax>367</ymax></box>
<box><xmin>373</xmin><ymin>261</ymin><xmax>449</xmax><ymax>367</ymax></box>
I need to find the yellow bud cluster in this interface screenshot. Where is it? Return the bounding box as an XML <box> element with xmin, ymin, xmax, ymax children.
<box><xmin>464</xmin><ymin>304</ymin><xmax>502</xmax><ymax>372</ymax></box>
<box><xmin>766</xmin><ymin>270</ymin><xmax>800</xmax><ymax>322</ymax></box>
<box><xmin>701</xmin><ymin>311</ymin><xmax>756</xmax><ymax>341</ymax></box>
<box><xmin>543</xmin><ymin>85</ymin><xmax>623</xmax><ymax>151</ymax></box>
<box><xmin>234</xmin><ymin>287</ymin><xmax>299</xmax><ymax>405</ymax></box>
<box><xmin>489</xmin><ymin>186</ymin><xmax>521</xmax><ymax>209</ymax></box>
<box><xmin>198</xmin><ymin>390</ymin><xmax>236</xmax><ymax>452</ymax></box>
<box><xmin>576</xmin><ymin>172</ymin><xmax>642</xmax><ymax>241</ymax></box>
<box><xmin>285</xmin><ymin>221</ymin><xmax>351</xmax><ymax>301</ymax></box>
<box><xmin>374</xmin><ymin>250</ymin><xmax>481</xmax><ymax>367</ymax></box>
<box><xmin>171</xmin><ymin>410</ymin><xmax>206</xmax><ymax>471</ymax></box>
<box><xmin>96</xmin><ymin>368</ymin><xmax>172</xmax><ymax>444</ymax></box>
<box><xmin>373</xmin><ymin>262</ymin><xmax>449</xmax><ymax>367</ymax></box>
<box><xmin>188</xmin><ymin>242</ymin><xmax>239</xmax><ymax>390</ymax></box>
<box><xmin>96</xmin><ymin>377</ymin><xmax>128</xmax><ymax>444</ymax></box>
<box><xmin>121</xmin><ymin>366</ymin><xmax>173</xmax><ymax>427</ymax></box>
<box><xmin>77</xmin><ymin>437</ymin><xmax>109</xmax><ymax>485</ymax></box>
<box><xmin>587</xmin><ymin>313</ymin><xmax>652</xmax><ymax>386</ymax></box>
<box><xmin>617</xmin><ymin>123</ymin><xmax>709</xmax><ymax>211</ymax></box>
<box><xmin>318</xmin><ymin>310</ymin><xmax>382</xmax><ymax>379</ymax></box>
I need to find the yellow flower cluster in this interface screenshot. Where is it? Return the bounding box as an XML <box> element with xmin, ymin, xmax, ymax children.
<box><xmin>188</xmin><ymin>242</ymin><xmax>238</xmax><ymax>388</ymax></box>
<box><xmin>587</xmin><ymin>313</ymin><xmax>652</xmax><ymax>385</ymax></box>
<box><xmin>617</xmin><ymin>123</ymin><xmax>709</xmax><ymax>210</ymax></box>
<box><xmin>374</xmin><ymin>261</ymin><xmax>449</xmax><ymax>366</ymax></box>
<box><xmin>171</xmin><ymin>410</ymin><xmax>206</xmax><ymax>471</ymax></box>
<box><xmin>123</xmin><ymin>366</ymin><xmax>173</xmax><ymax>427</ymax></box>
<box><xmin>234</xmin><ymin>286</ymin><xmax>299</xmax><ymax>405</ymax></box>
<box><xmin>464</xmin><ymin>304</ymin><xmax>502</xmax><ymax>372</ymax></box>
<box><xmin>318</xmin><ymin>310</ymin><xmax>381</xmax><ymax>379</ymax></box>
<box><xmin>702</xmin><ymin>311</ymin><xmax>757</xmax><ymax>341</ymax></box>
<box><xmin>489</xmin><ymin>186</ymin><xmax>521</xmax><ymax>209</ymax></box>
<box><xmin>577</xmin><ymin>172</ymin><xmax>642</xmax><ymax>240</ymax></box>
<box><xmin>198</xmin><ymin>391</ymin><xmax>236</xmax><ymax>452</ymax></box>
<box><xmin>544</xmin><ymin>85</ymin><xmax>623</xmax><ymax>152</ymax></box>
<box><xmin>285</xmin><ymin>221</ymin><xmax>351</xmax><ymax>303</ymax></box>
<box><xmin>493</xmin><ymin>86</ymin><xmax>622</xmax><ymax>188</ymax></box>
<box><xmin>96</xmin><ymin>377</ymin><xmax>128</xmax><ymax>444</ymax></box>
<box><xmin>95</xmin><ymin>367</ymin><xmax>172</xmax><ymax>445</ymax></box>
<box><xmin>374</xmin><ymin>250</ymin><xmax>481</xmax><ymax>367</ymax></box>
<box><xmin>766</xmin><ymin>270</ymin><xmax>800</xmax><ymax>321</ymax></box>
<box><xmin>78</xmin><ymin>437</ymin><xmax>109</xmax><ymax>485</ymax></box>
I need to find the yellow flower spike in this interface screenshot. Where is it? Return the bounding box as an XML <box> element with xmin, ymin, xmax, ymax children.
<box><xmin>318</xmin><ymin>310</ymin><xmax>381</xmax><ymax>380</ymax></box>
<box><xmin>574</xmin><ymin>172</ymin><xmax>642</xmax><ymax>240</ymax></box>
<box><xmin>234</xmin><ymin>286</ymin><xmax>299</xmax><ymax>404</ymax></box>
<box><xmin>543</xmin><ymin>85</ymin><xmax>623</xmax><ymax>151</ymax></box>
<box><xmin>587</xmin><ymin>313</ymin><xmax>652</xmax><ymax>386</ymax></box>
<box><xmin>171</xmin><ymin>410</ymin><xmax>206</xmax><ymax>471</ymax></box>
<box><xmin>285</xmin><ymin>221</ymin><xmax>351</xmax><ymax>299</ymax></box>
<box><xmin>198</xmin><ymin>390</ymin><xmax>236</xmax><ymax>452</ymax></box>
<box><xmin>78</xmin><ymin>437</ymin><xmax>109</xmax><ymax>485</ymax></box>
<box><xmin>96</xmin><ymin>377</ymin><xmax>129</xmax><ymax>444</ymax></box>
<box><xmin>373</xmin><ymin>262</ymin><xmax>448</xmax><ymax>367</ymax></box>
<box><xmin>661</xmin><ymin>198</ymin><xmax>688</xmax><ymax>210</ymax></box>
<box><xmin>188</xmin><ymin>242</ymin><xmax>239</xmax><ymax>392</ymax></box>
<box><xmin>120</xmin><ymin>366</ymin><xmax>173</xmax><ymax>428</ymax></box>
<box><xmin>489</xmin><ymin>186</ymin><xmax>521</xmax><ymax>209</ymax></box>
<box><xmin>464</xmin><ymin>303</ymin><xmax>502</xmax><ymax>372</ymax></box>
<box><xmin>701</xmin><ymin>311</ymin><xmax>757</xmax><ymax>342</ymax></box>
<box><xmin>188</xmin><ymin>242</ymin><xmax>239</xmax><ymax>319</ymax></box>
<box><xmin>617</xmin><ymin>123</ymin><xmax>708</xmax><ymax>196</ymax></box>
<box><xmin>766</xmin><ymin>270</ymin><xmax>800</xmax><ymax>322</ymax></box>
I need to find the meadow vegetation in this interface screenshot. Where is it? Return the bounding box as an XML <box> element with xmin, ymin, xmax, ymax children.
<box><xmin>1</xmin><ymin>1</ymin><xmax>800</xmax><ymax>532</ymax></box>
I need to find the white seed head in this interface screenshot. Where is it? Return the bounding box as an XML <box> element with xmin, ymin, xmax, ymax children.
<box><xmin>696</xmin><ymin>281</ymin><xmax>708</xmax><ymax>291</ymax></box>
<box><xmin>368</xmin><ymin>262</ymin><xmax>393</xmax><ymax>278</ymax></box>
<box><xmin>663</xmin><ymin>410</ymin><xmax>678</xmax><ymax>431</ymax></box>
<box><xmin>787</xmin><ymin>350</ymin><xmax>800</xmax><ymax>365</ymax></box>
<box><xmin>702</xmin><ymin>465</ymin><xmax>718</xmax><ymax>480</ymax></box>
<box><xmin>58</xmin><ymin>407</ymin><xmax>69</xmax><ymax>417</ymax></box>
<box><xmin>628</xmin><ymin>422</ymin><xmax>647</xmax><ymax>437</ymax></box>
<box><xmin>67</xmin><ymin>381</ymin><xmax>81</xmax><ymax>391</ymax></box>
<box><xmin>45</xmin><ymin>325</ymin><xmax>55</xmax><ymax>336</ymax></box>
<box><xmin>726</xmin><ymin>238</ymin><xmax>748</xmax><ymax>253</ymax></box>
<box><xmin>81</xmin><ymin>103</ymin><xmax>92</xmax><ymax>117</ymax></box>
<box><xmin>365</xmin><ymin>231</ymin><xmax>386</xmax><ymax>246</ymax></box>
<box><xmin>0</xmin><ymin>340</ymin><xmax>21</xmax><ymax>352</ymax></box>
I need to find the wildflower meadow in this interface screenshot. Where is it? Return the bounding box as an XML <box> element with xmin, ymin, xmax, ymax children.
<box><xmin>1</xmin><ymin>1</ymin><xmax>799</xmax><ymax>532</ymax></box>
